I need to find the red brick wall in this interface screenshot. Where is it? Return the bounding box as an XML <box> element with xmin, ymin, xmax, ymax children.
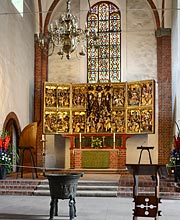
<box><xmin>109</xmin><ymin>151</ymin><xmax>119</xmax><ymax>168</ymax></box>
<box><xmin>118</xmin><ymin>148</ymin><xmax>126</xmax><ymax>169</ymax></box>
<box><xmin>34</xmin><ymin>39</ymin><xmax>48</xmax><ymax>167</ymax></box>
<box><xmin>34</xmin><ymin>27</ymin><xmax>172</xmax><ymax>169</ymax></box>
<box><xmin>74</xmin><ymin>150</ymin><xmax>82</xmax><ymax>169</ymax></box>
<box><xmin>156</xmin><ymin>28</ymin><xmax>172</xmax><ymax>164</ymax></box>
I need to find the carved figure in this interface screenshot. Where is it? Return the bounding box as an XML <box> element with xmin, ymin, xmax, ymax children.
<box><xmin>72</xmin><ymin>87</ymin><xmax>86</xmax><ymax>107</ymax></box>
<box><xmin>141</xmin><ymin>83</ymin><xmax>153</xmax><ymax>106</ymax></box>
<box><xmin>45</xmin><ymin>88</ymin><xmax>56</xmax><ymax>107</ymax></box>
<box><xmin>141</xmin><ymin>110</ymin><xmax>152</xmax><ymax>132</ymax></box>
<box><xmin>58</xmin><ymin>88</ymin><xmax>70</xmax><ymax>107</ymax></box>
<box><xmin>127</xmin><ymin>110</ymin><xmax>141</xmax><ymax>132</ymax></box>
<box><xmin>128</xmin><ymin>85</ymin><xmax>140</xmax><ymax>106</ymax></box>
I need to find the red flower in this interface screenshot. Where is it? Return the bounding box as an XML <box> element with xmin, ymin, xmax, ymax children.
<box><xmin>0</xmin><ymin>138</ymin><xmax>2</xmax><ymax>148</ymax></box>
<box><xmin>0</xmin><ymin>131</ymin><xmax>11</xmax><ymax>151</ymax></box>
<box><xmin>178</xmin><ymin>136</ymin><xmax>180</xmax><ymax>148</ymax></box>
<box><xmin>174</xmin><ymin>135</ymin><xmax>180</xmax><ymax>149</ymax></box>
<box><xmin>3</xmin><ymin>136</ymin><xmax>10</xmax><ymax>150</ymax></box>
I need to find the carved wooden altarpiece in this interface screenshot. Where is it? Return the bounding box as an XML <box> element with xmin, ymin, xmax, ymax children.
<box><xmin>43</xmin><ymin>80</ymin><xmax>155</xmax><ymax>135</ymax></box>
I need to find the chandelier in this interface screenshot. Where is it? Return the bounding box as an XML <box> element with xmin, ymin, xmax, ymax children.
<box><xmin>37</xmin><ymin>0</ymin><xmax>98</xmax><ymax>60</ymax></box>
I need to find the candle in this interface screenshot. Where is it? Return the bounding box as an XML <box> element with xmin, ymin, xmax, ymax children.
<box><xmin>79</xmin><ymin>133</ymin><xmax>82</xmax><ymax>143</ymax></box>
<box><xmin>113</xmin><ymin>133</ymin><xmax>115</xmax><ymax>143</ymax></box>
<box><xmin>42</xmin><ymin>134</ymin><xmax>45</xmax><ymax>141</ymax></box>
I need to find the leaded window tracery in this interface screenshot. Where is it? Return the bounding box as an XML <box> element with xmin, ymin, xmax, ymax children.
<box><xmin>87</xmin><ymin>2</ymin><xmax>121</xmax><ymax>83</ymax></box>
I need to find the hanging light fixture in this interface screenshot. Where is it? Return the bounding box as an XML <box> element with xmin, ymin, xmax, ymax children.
<box><xmin>37</xmin><ymin>0</ymin><xmax>98</xmax><ymax>60</ymax></box>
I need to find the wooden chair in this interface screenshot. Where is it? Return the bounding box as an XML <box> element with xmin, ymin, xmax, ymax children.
<box><xmin>17</xmin><ymin>122</ymin><xmax>38</xmax><ymax>179</ymax></box>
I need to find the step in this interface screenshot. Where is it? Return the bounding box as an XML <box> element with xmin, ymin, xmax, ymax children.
<box><xmin>34</xmin><ymin>179</ymin><xmax>119</xmax><ymax>197</ymax></box>
<box><xmin>36</xmin><ymin>184</ymin><xmax>118</xmax><ymax>191</ymax></box>
<box><xmin>118</xmin><ymin>186</ymin><xmax>180</xmax><ymax>199</ymax></box>
<box><xmin>119</xmin><ymin>179</ymin><xmax>177</xmax><ymax>187</ymax></box>
<box><xmin>34</xmin><ymin>190</ymin><xmax>118</xmax><ymax>197</ymax></box>
<box><xmin>0</xmin><ymin>179</ymin><xmax>40</xmax><ymax>196</ymax></box>
<box><xmin>0</xmin><ymin>179</ymin><xmax>40</xmax><ymax>185</ymax></box>
<box><xmin>0</xmin><ymin>189</ymin><xmax>36</xmax><ymax>196</ymax></box>
<box><xmin>41</xmin><ymin>179</ymin><xmax>119</xmax><ymax>186</ymax></box>
<box><xmin>78</xmin><ymin>180</ymin><xmax>119</xmax><ymax>186</ymax></box>
<box><xmin>0</xmin><ymin>175</ymin><xmax>180</xmax><ymax>199</ymax></box>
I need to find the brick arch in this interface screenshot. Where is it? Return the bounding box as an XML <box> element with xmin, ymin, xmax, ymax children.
<box><xmin>44</xmin><ymin>0</ymin><xmax>160</xmax><ymax>32</ymax></box>
<box><xmin>147</xmin><ymin>0</ymin><xmax>160</xmax><ymax>28</ymax></box>
<box><xmin>3</xmin><ymin>112</ymin><xmax>21</xmax><ymax>138</ymax></box>
<box><xmin>38</xmin><ymin>0</ymin><xmax>43</xmax><ymax>32</ymax></box>
<box><xmin>44</xmin><ymin>0</ymin><xmax>60</xmax><ymax>34</ymax></box>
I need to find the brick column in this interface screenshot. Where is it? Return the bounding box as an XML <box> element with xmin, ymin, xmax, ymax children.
<box><xmin>156</xmin><ymin>28</ymin><xmax>172</xmax><ymax>164</ymax></box>
<box><xmin>109</xmin><ymin>151</ymin><xmax>118</xmax><ymax>169</ymax></box>
<box><xmin>74</xmin><ymin>150</ymin><xmax>82</xmax><ymax>169</ymax></box>
<box><xmin>119</xmin><ymin>148</ymin><xmax>126</xmax><ymax>169</ymax></box>
<box><xmin>34</xmin><ymin>35</ymin><xmax>48</xmax><ymax>167</ymax></box>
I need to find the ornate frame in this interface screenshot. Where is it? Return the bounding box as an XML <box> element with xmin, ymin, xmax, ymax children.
<box><xmin>43</xmin><ymin>80</ymin><xmax>155</xmax><ymax>134</ymax></box>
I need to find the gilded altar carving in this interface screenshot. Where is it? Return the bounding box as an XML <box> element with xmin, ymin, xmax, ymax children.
<box><xmin>72</xmin><ymin>111</ymin><xmax>86</xmax><ymax>133</ymax></box>
<box><xmin>57</xmin><ymin>85</ymin><xmax>70</xmax><ymax>108</ymax></box>
<box><xmin>112</xmin><ymin>85</ymin><xmax>125</xmax><ymax>107</ymax></box>
<box><xmin>141</xmin><ymin>82</ymin><xmax>153</xmax><ymax>106</ymax></box>
<box><xmin>111</xmin><ymin>110</ymin><xmax>125</xmax><ymax>133</ymax></box>
<box><xmin>43</xmin><ymin>80</ymin><xmax>155</xmax><ymax>134</ymax></box>
<box><xmin>128</xmin><ymin>83</ymin><xmax>141</xmax><ymax>106</ymax></box>
<box><xmin>86</xmin><ymin>84</ymin><xmax>112</xmax><ymax>133</ymax></box>
<box><xmin>45</xmin><ymin>86</ymin><xmax>57</xmax><ymax>107</ymax></box>
<box><xmin>140</xmin><ymin>109</ymin><xmax>153</xmax><ymax>132</ymax></box>
<box><xmin>127</xmin><ymin>110</ymin><xmax>141</xmax><ymax>133</ymax></box>
<box><xmin>44</xmin><ymin>111</ymin><xmax>70</xmax><ymax>133</ymax></box>
<box><xmin>72</xmin><ymin>85</ymin><xmax>86</xmax><ymax>108</ymax></box>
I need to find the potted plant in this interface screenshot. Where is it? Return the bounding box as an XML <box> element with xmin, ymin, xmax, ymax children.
<box><xmin>169</xmin><ymin>122</ymin><xmax>180</xmax><ymax>182</ymax></box>
<box><xmin>0</xmin><ymin>130</ymin><xmax>12</xmax><ymax>179</ymax></box>
<box><xmin>91</xmin><ymin>137</ymin><xmax>102</xmax><ymax>149</ymax></box>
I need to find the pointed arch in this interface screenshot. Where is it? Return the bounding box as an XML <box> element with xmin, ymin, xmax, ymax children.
<box><xmin>87</xmin><ymin>1</ymin><xmax>121</xmax><ymax>83</ymax></box>
<box><xmin>44</xmin><ymin>0</ymin><xmax>60</xmax><ymax>34</ymax></box>
<box><xmin>3</xmin><ymin>112</ymin><xmax>21</xmax><ymax>137</ymax></box>
<box><xmin>147</xmin><ymin>0</ymin><xmax>160</xmax><ymax>28</ymax></box>
<box><xmin>38</xmin><ymin>0</ymin><xmax>43</xmax><ymax>32</ymax></box>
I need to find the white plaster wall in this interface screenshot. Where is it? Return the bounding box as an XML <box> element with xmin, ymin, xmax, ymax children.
<box><xmin>48</xmin><ymin>0</ymin><xmax>86</xmax><ymax>83</ymax></box>
<box><xmin>0</xmin><ymin>1</ymin><xmax>35</xmax><ymax>130</ymax></box>
<box><xmin>48</xmin><ymin>0</ymin><xmax>157</xmax><ymax>83</ymax></box>
<box><xmin>125</xmin><ymin>0</ymin><xmax>158</xmax><ymax>164</ymax></box>
<box><xmin>46</xmin><ymin>0</ymin><xmax>159</xmax><ymax>167</ymax></box>
<box><xmin>45</xmin><ymin>135</ymin><xmax>68</xmax><ymax>169</ymax></box>
<box><xmin>125</xmin><ymin>0</ymin><xmax>157</xmax><ymax>82</ymax></box>
<box><xmin>48</xmin><ymin>0</ymin><xmax>127</xmax><ymax>83</ymax></box>
<box><xmin>164</xmin><ymin>0</ymin><xmax>172</xmax><ymax>28</ymax></box>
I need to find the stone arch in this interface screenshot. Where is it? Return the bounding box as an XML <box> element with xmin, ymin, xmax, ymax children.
<box><xmin>3</xmin><ymin>112</ymin><xmax>21</xmax><ymax>172</ymax></box>
<box><xmin>3</xmin><ymin>112</ymin><xmax>21</xmax><ymax>138</ymax></box>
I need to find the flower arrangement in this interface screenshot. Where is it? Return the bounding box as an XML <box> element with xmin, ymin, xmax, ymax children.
<box><xmin>0</xmin><ymin>130</ymin><xmax>12</xmax><ymax>173</ymax></box>
<box><xmin>169</xmin><ymin>122</ymin><xmax>180</xmax><ymax>166</ymax></box>
<box><xmin>91</xmin><ymin>137</ymin><xmax>102</xmax><ymax>149</ymax></box>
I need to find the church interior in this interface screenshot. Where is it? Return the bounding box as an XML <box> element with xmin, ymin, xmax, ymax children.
<box><xmin>0</xmin><ymin>0</ymin><xmax>179</xmax><ymax>177</ymax></box>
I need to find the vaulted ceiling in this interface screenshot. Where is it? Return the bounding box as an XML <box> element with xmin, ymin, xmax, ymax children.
<box><xmin>33</xmin><ymin>0</ymin><xmax>172</xmax><ymax>34</ymax></box>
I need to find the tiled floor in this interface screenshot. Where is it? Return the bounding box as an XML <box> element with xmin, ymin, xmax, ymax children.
<box><xmin>0</xmin><ymin>195</ymin><xmax>179</xmax><ymax>220</ymax></box>
<box><xmin>2</xmin><ymin>172</ymin><xmax>180</xmax><ymax>219</ymax></box>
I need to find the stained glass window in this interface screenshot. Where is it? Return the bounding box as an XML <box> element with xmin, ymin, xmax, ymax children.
<box><xmin>87</xmin><ymin>2</ymin><xmax>121</xmax><ymax>83</ymax></box>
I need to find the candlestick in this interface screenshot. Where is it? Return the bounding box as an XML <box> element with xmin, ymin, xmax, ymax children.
<box><xmin>41</xmin><ymin>134</ymin><xmax>46</xmax><ymax>175</ymax></box>
<box><xmin>113</xmin><ymin>133</ymin><xmax>115</xmax><ymax>143</ymax></box>
<box><xmin>113</xmin><ymin>133</ymin><xmax>116</xmax><ymax>149</ymax></box>
<box><xmin>79</xmin><ymin>133</ymin><xmax>82</xmax><ymax>143</ymax></box>
<box><xmin>42</xmin><ymin>134</ymin><xmax>45</xmax><ymax>141</ymax></box>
